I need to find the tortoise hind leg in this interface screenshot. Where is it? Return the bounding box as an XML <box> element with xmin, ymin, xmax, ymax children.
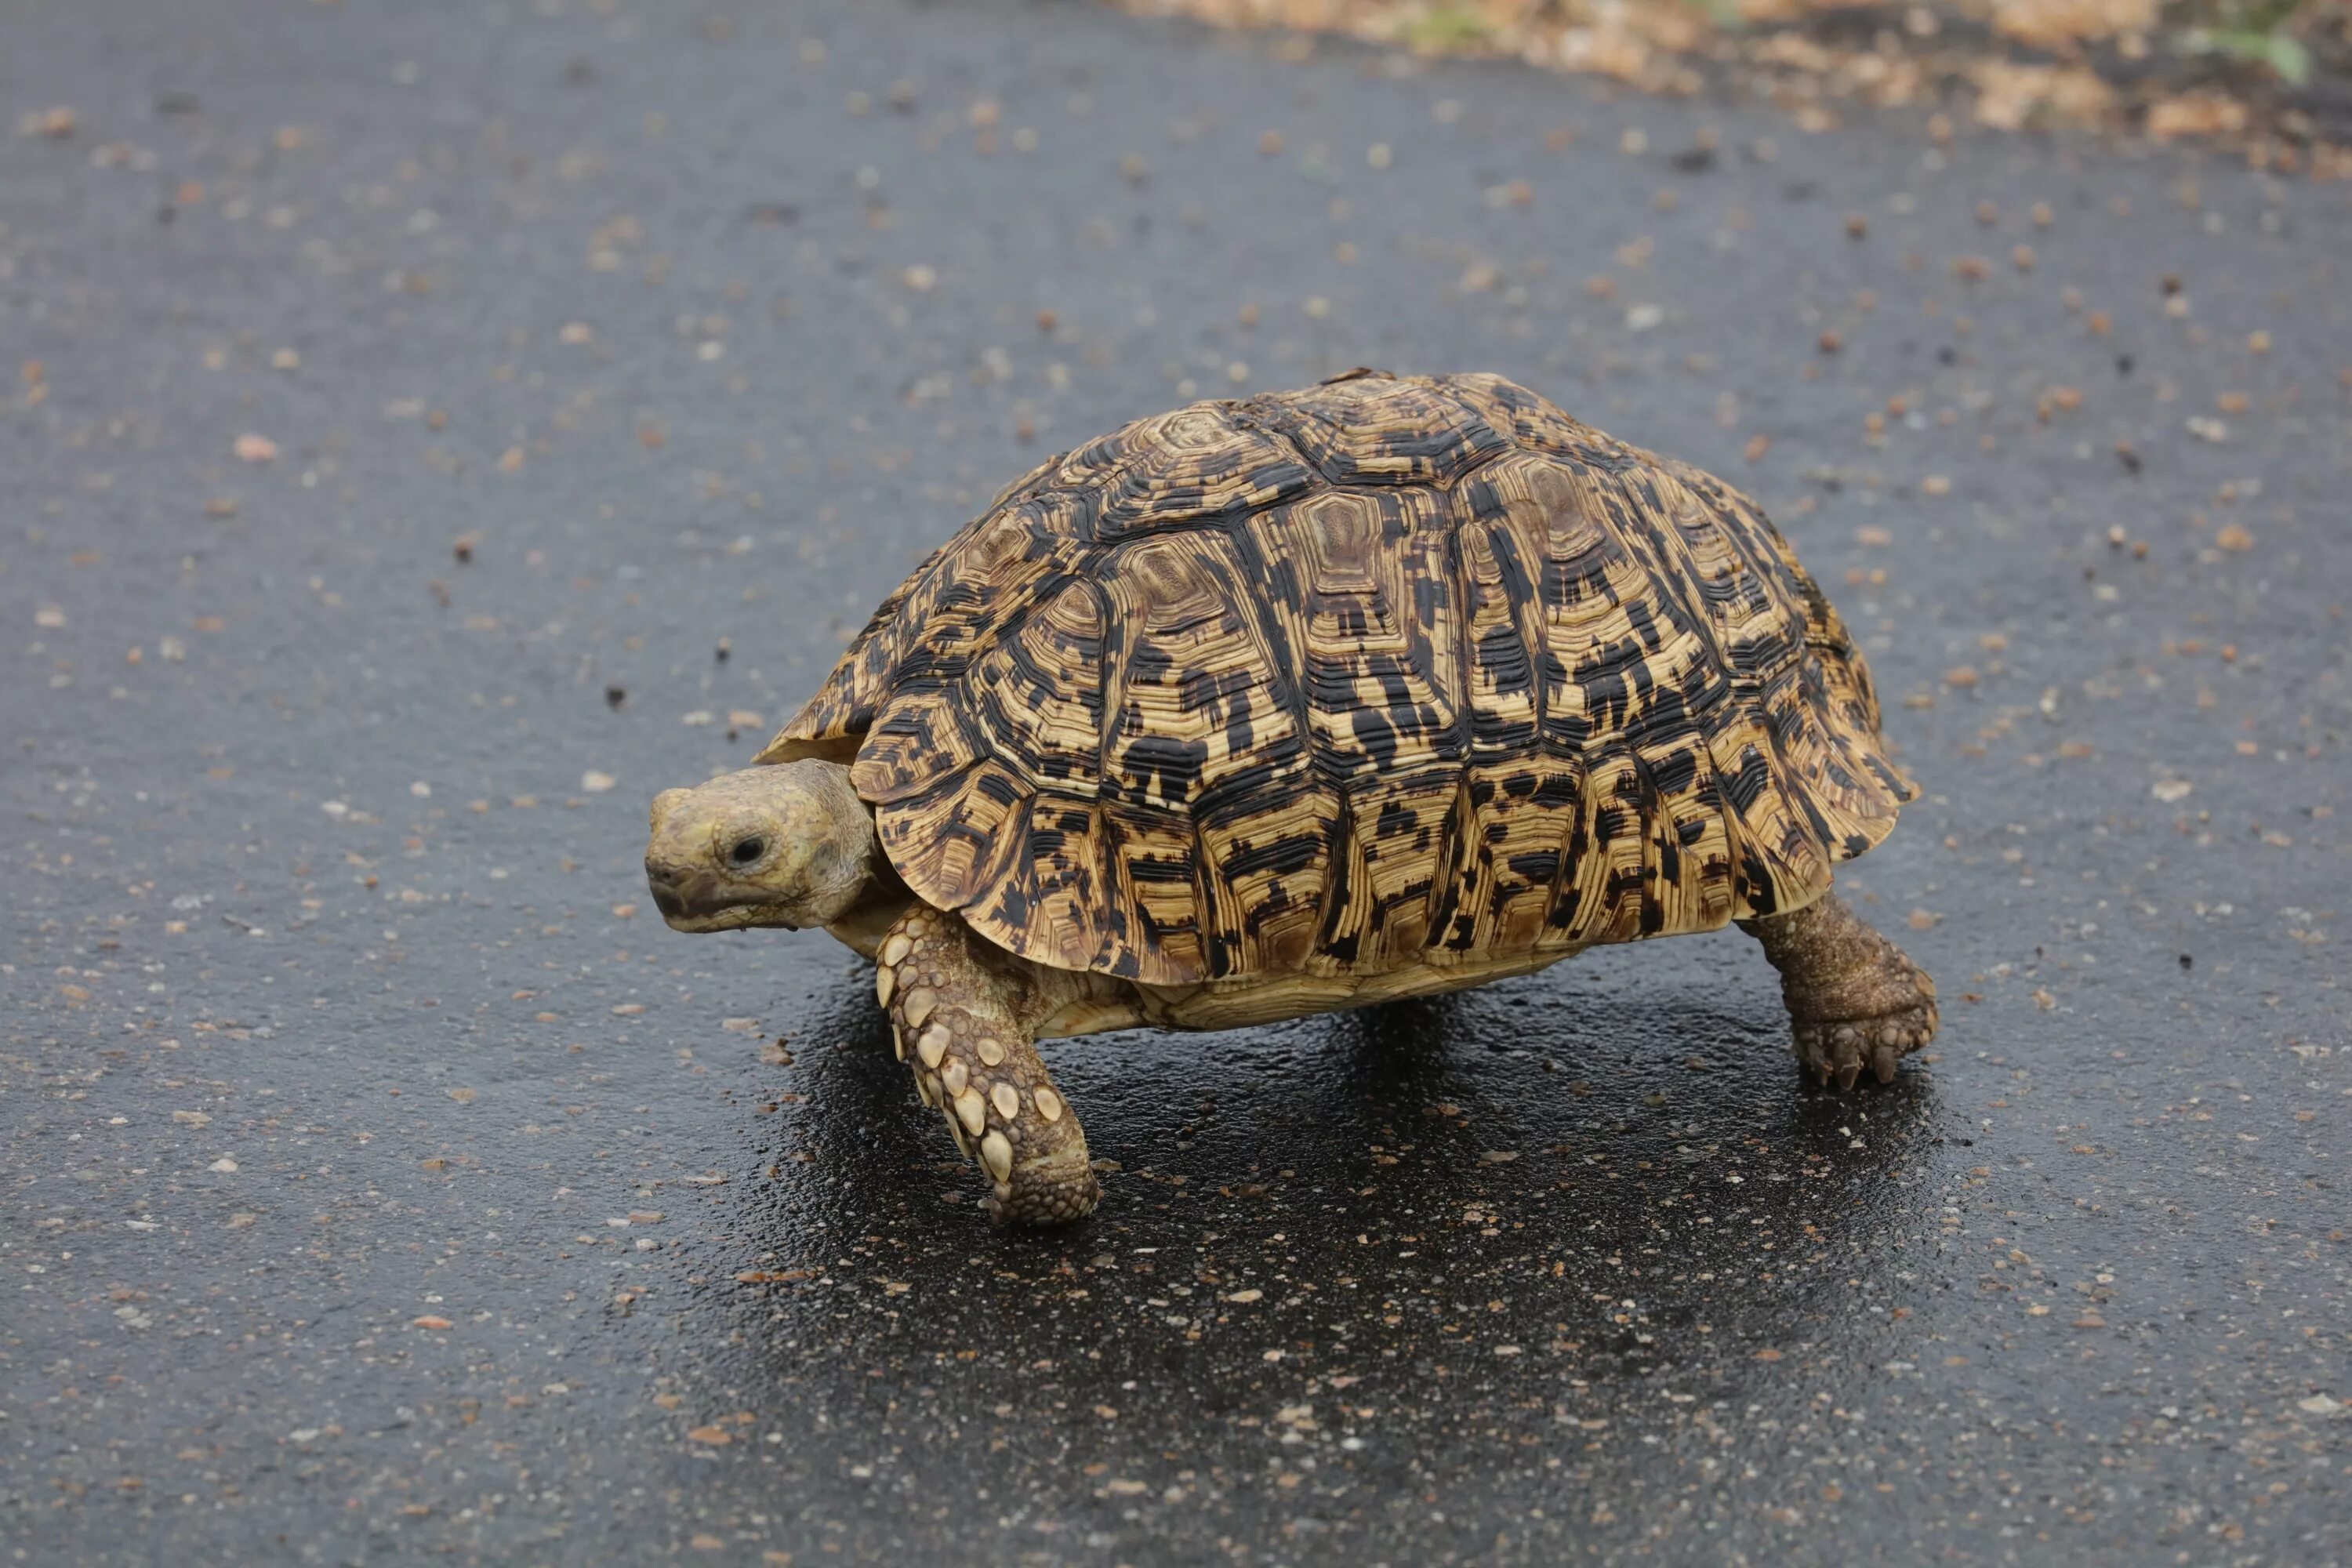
<box><xmin>878</xmin><ymin>907</ymin><xmax>1100</xmax><ymax>1225</ymax></box>
<box><xmin>1740</xmin><ymin>891</ymin><xmax>1938</xmax><ymax>1089</ymax></box>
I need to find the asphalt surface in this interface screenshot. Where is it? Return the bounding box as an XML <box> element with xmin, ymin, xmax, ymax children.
<box><xmin>5</xmin><ymin>1</ymin><xmax>2349</xmax><ymax>1563</ymax></box>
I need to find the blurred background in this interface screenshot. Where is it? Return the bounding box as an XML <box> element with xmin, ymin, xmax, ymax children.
<box><xmin>1123</xmin><ymin>0</ymin><xmax>2352</xmax><ymax>148</ymax></box>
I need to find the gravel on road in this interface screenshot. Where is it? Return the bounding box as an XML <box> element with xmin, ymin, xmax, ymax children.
<box><xmin>4</xmin><ymin>0</ymin><xmax>2348</xmax><ymax>1563</ymax></box>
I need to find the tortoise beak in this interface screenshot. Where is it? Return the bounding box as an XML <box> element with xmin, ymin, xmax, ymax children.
<box><xmin>644</xmin><ymin>864</ymin><xmax>694</xmax><ymax>924</ymax></box>
<box><xmin>642</xmin><ymin>859</ymin><xmax>800</xmax><ymax>933</ymax></box>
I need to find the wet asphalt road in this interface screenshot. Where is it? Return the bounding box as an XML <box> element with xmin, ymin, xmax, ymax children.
<box><xmin>5</xmin><ymin>0</ymin><xmax>2350</xmax><ymax>1563</ymax></box>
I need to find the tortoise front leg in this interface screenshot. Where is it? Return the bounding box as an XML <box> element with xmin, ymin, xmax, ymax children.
<box><xmin>877</xmin><ymin>907</ymin><xmax>1100</xmax><ymax>1225</ymax></box>
<box><xmin>1740</xmin><ymin>891</ymin><xmax>1938</xmax><ymax>1089</ymax></box>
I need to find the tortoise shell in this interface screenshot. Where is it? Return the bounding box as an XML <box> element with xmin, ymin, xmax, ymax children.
<box><xmin>760</xmin><ymin>371</ymin><xmax>1911</xmax><ymax>988</ymax></box>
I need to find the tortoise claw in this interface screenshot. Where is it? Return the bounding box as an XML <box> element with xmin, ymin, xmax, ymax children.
<box><xmin>1790</xmin><ymin>1001</ymin><xmax>1937</xmax><ymax>1090</ymax></box>
<box><xmin>1871</xmin><ymin>1040</ymin><xmax>1900</xmax><ymax>1084</ymax></box>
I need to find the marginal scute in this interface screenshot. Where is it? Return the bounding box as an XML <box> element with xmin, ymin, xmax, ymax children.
<box><xmin>872</xmin><ymin>756</ymin><xmax>1032</xmax><ymax>912</ymax></box>
<box><xmin>754</xmin><ymin>570</ymin><xmax>926</xmax><ymax>764</ymax></box>
<box><xmin>978</xmin><ymin>792</ymin><xmax>1109</xmax><ymax>975</ymax></box>
<box><xmin>791</xmin><ymin>372</ymin><xmax>1909</xmax><ymax>985</ymax></box>
<box><xmin>760</xmin><ymin>500</ymin><xmax>1087</xmax><ymax>765</ymax></box>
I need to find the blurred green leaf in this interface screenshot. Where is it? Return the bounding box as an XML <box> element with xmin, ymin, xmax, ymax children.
<box><xmin>2180</xmin><ymin>25</ymin><xmax>2313</xmax><ymax>86</ymax></box>
<box><xmin>1404</xmin><ymin>5</ymin><xmax>1494</xmax><ymax>53</ymax></box>
<box><xmin>2259</xmin><ymin>32</ymin><xmax>2311</xmax><ymax>85</ymax></box>
<box><xmin>1687</xmin><ymin>0</ymin><xmax>1748</xmax><ymax>27</ymax></box>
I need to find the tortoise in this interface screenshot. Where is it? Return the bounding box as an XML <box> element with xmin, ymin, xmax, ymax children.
<box><xmin>644</xmin><ymin>370</ymin><xmax>1936</xmax><ymax>1225</ymax></box>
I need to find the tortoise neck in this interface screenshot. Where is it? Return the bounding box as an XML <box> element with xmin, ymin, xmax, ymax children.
<box><xmin>823</xmin><ymin>826</ymin><xmax>913</xmax><ymax>960</ymax></box>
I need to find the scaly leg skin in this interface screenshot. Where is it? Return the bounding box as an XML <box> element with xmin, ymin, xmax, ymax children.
<box><xmin>1740</xmin><ymin>891</ymin><xmax>1939</xmax><ymax>1089</ymax></box>
<box><xmin>874</xmin><ymin>906</ymin><xmax>1100</xmax><ymax>1225</ymax></box>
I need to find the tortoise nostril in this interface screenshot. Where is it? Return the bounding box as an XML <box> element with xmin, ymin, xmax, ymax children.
<box><xmin>729</xmin><ymin>835</ymin><xmax>767</xmax><ymax>867</ymax></box>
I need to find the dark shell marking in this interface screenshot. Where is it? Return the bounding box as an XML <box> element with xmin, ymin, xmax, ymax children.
<box><xmin>763</xmin><ymin>372</ymin><xmax>1911</xmax><ymax>987</ymax></box>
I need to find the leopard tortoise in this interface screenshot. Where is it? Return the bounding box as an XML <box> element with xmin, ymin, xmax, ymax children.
<box><xmin>644</xmin><ymin>370</ymin><xmax>1936</xmax><ymax>1225</ymax></box>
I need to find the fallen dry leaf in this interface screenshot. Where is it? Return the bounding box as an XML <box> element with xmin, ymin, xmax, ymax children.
<box><xmin>1991</xmin><ymin>0</ymin><xmax>2154</xmax><ymax>49</ymax></box>
<box><xmin>2147</xmin><ymin>92</ymin><xmax>2249</xmax><ymax>141</ymax></box>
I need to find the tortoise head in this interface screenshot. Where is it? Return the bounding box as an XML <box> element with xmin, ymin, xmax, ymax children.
<box><xmin>644</xmin><ymin>761</ymin><xmax>877</xmax><ymax>933</ymax></box>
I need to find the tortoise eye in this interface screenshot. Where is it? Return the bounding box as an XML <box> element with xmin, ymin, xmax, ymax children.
<box><xmin>728</xmin><ymin>836</ymin><xmax>767</xmax><ymax>866</ymax></box>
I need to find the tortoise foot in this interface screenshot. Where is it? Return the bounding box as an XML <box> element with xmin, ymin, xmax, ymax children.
<box><xmin>980</xmin><ymin>1142</ymin><xmax>1101</xmax><ymax>1227</ymax></box>
<box><xmin>880</xmin><ymin>906</ymin><xmax>1100</xmax><ymax>1225</ymax></box>
<box><xmin>1791</xmin><ymin>996</ymin><xmax>1938</xmax><ymax>1088</ymax></box>
<box><xmin>1744</xmin><ymin>891</ymin><xmax>1939</xmax><ymax>1090</ymax></box>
